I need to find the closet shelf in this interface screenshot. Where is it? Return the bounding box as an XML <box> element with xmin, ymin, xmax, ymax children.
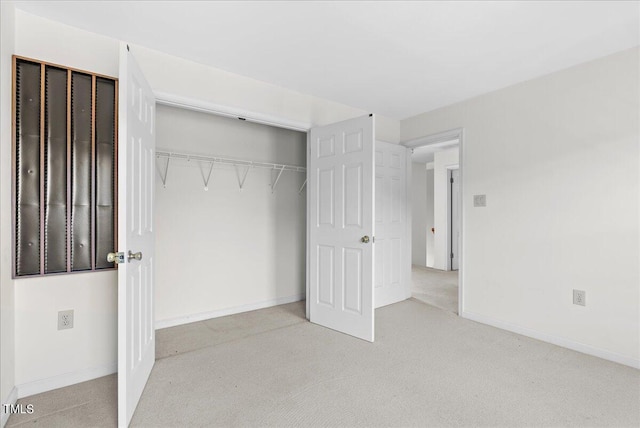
<box><xmin>155</xmin><ymin>149</ymin><xmax>307</xmax><ymax>192</ymax></box>
<box><xmin>156</xmin><ymin>150</ymin><xmax>306</xmax><ymax>173</ymax></box>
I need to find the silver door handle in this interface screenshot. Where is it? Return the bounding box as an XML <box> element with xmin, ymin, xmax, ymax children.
<box><xmin>361</xmin><ymin>235</ymin><xmax>370</xmax><ymax>244</ymax></box>
<box><xmin>107</xmin><ymin>252</ymin><xmax>125</xmax><ymax>264</ymax></box>
<box><xmin>128</xmin><ymin>251</ymin><xmax>143</xmax><ymax>262</ymax></box>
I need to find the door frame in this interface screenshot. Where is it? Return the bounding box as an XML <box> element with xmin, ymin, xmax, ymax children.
<box><xmin>155</xmin><ymin>91</ymin><xmax>311</xmax><ymax>132</ymax></box>
<box><xmin>402</xmin><ymin>128</ymin><xmax>465</xmax><ymax>315</ymax></box>
<box><xmin>448</xmin><ymin>167</ymin><xmax>460</xmax><ymax>271</ymax></box>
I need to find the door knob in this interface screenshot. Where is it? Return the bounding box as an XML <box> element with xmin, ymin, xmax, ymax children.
<box><xmin>361</xmin><ymin>235</ymin><xmax>370</xmax><ymax>244</ymax></box>
<box><xmin>128</xmin><ymin>251</ymin><xmax>143</xmax><ymax>262</ymax></box>
<box><xmin>107</xmin><ymin>252</ymin><xmax>125</xmax><ymax>264</ymax></box>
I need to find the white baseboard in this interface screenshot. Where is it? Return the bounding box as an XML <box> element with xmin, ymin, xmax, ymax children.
<box><xmin>461</xmin><ymin>310</ymin><xmax>640</xmax><ymax>369</ymax></box>
<box><xmin>155</xmin><ymin>294</ymin><xmax>305</xmax><ymax>330</ymax></box>
<box><xmin>16</xmin><ymin>364</ymin><xmax>116</xmax><ymax>399</ymax></box>
<box><xmin>1</xmin><ymin>386</ymin><xmax>18</xmax><ymax>428</ymax></box>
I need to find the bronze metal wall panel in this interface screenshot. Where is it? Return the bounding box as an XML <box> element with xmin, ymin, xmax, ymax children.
<box><xmin>70</xmin><ymin>72</ymin><xmax>92</xmax><ymax>271</ymax></box>
<box><xmin>44</xmin><ymin>66</ymin><xmax>68</xmax><ymax>273</ymax></box>
<box><xmin>15</xmin><ymin>60</ymin><xmax>41</xmax><ymax>276</ymax></box>
<box><xmin>13</xmin><ymin>56</ymin><xmax>117</xmax><ymax>278</ymax></box>
<box><xmin>95</xmin><ymin>78</ymin><xmax>116</xmax><ymax>269</ymax></box>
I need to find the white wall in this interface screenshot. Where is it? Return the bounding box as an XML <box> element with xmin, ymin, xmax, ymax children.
<box><xmin>14</xmin><ymin>10</ymin><xmax>119</xmax><ymax>76</ymax></box>
<box><xmin>433</xmin><ymin>147</ymin><xmax>459</xmax><ymax>270</ymax></box>
<box><xmin>14</xmin><ymin>274</ymin><xmax>117</xmax><ymax>395</ymax></box>
<box><xmin>5</xmin><ymin>10</ymin><xmax>401</xmax><ymax>396</ymax></box>
<box><xmin>411</xmin><ymin>163</ymin><xmax>427</xmax><ymax>266</ymax></box>
<box><xmin>402</xmin><ymin>47</ymin><xmax>640</xmax><ymax>367</ymax></box>
<box><xmin>425</xmin><ymin>165</ymin><xmax>435</xmax><ymax>268</ymax></box>
<box><xmin>130</xmin><ymin>47</ymin><xmax>400</xmax><ymax>143</ymax></box>
<box><xmin>154</xmin><ymin>106</ymin><xmax>306</xmax><ymax>325</ymax></box>
<box><xmin>1</xmin><ymin>1</ymin><xmax>17</xmax><ymax>423</ymax></box>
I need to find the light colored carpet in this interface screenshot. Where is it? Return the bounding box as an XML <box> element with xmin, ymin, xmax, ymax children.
<box><xmin>8</xmin><ymin>300</ymin><xmax>640</xmax><ymax>427</ymax></box>
<box><xmin>411</xmin><ymin>265</ymin><xmax>458</xmax><ymax>314</ymax></box>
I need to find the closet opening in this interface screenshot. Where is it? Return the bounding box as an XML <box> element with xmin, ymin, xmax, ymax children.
<box><xmin>153</xmin><ymin>104</ymin><xmax>308</xmax><ymax>339</ymax></box>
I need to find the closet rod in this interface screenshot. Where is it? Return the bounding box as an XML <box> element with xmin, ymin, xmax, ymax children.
<box><xmin>156</xmin><ymin>150</ymin><xmax>306</xmax><ymax>173</ymax></box>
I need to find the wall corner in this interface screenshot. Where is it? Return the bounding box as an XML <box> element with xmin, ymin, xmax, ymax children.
<box><xmin>0</xmin><ymin>1</ymin><xmax>17</xmax><ymax>424</ymax></box>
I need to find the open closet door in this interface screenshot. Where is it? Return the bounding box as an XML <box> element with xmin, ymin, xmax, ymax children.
<box><xmin>116</xmin><ymin>43</ymin><xmax>156</xmax><ymax>427</ymax></box>
<box><xmin>374</xmin><ymin>141</ymin><xmax>409</xmax><ymax>308</ymax></box>
<box><xmin>309</xmin><ymin>114</ymin><xmax>375</xmax><ymax>342</ymax></box>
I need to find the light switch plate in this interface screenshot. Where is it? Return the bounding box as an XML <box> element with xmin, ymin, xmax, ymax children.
<box><xmin>473</xmin><ymin>194</ymin><xmax>486</xmax><ymax>207</ymax></box>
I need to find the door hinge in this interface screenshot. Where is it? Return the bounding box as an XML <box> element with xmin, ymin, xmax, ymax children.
<box><xmin>450</xmin><ymin>252</ymin><xmax>454</xmax><ymax>259</ymax></box>
<box><xmin>450</xmin><ymin>177</ymin><xmax>454</xmax><ymax>183</ymax></box>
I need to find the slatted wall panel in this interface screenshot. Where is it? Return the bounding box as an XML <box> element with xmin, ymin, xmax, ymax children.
<box><xmin>15</xmin><ymin>60</ymin><xmax>41</xmax><ymax>276</ymax></box>
<box><xmin>44</xmin><ymin>66</ymin><xmax>68</xmax><ymax>273</ymax></box>
<box><xmin>71</xmin><ymin>72</ymin><xmax>93</xmax><ymax>271</ymax></box>
<box><xmin>95</xmin><ymin>78</ymin><xmax>116</xmax><ymax>269</ymax></box>
<box><xmin>13</xmin><ymin>56</ymin><xmax>118</xmax><ymax>278</ymax></box>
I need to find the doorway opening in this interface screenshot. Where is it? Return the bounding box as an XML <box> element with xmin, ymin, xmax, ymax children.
<box><xmin>406</xmin><ymin>130</ymin><xmax>463</xmax><ymax>314</ymax></box>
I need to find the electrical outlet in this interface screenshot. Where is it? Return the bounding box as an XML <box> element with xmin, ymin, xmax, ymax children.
<box><xmin>58</xmin><ymin>310</ymin><xmax>74</xmax><ymax>330</ymax></box>
<box><xmin>573</xmin><ymin>290</ymin><xmax>586</xmax><ymax>306</ymax></box>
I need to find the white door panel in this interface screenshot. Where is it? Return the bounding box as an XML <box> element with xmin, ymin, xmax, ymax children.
<box><xmin>309</xmin><ymin>115</ymin><xmax>375</xmax><ymax>342</ymax></box>
<box><xmin>375</xmin><ymin>141</ymin><xmax>409</xmax><ymax>308</ymax></box>
<box><xmin>118</xmin><ymin>44</ymin><xmax>156</xmax><ymax>427</ymax></box>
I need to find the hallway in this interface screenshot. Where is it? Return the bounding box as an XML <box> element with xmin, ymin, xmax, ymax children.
<box><xmin>411</xmin><ymin>265</ymin><xmax>458</xmax><ymax>314</ymax></box>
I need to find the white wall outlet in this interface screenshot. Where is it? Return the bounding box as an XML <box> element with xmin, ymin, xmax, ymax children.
<box><xmin>473</xmin><ymin>194</ymin><xmax>486</xmax><ymax>207</ymax></box>
<box><xmin>573</xmin><ymin>290</ymin><xmax>586</xmax><ymax>306</ymax></box>
<box><xmin>58</xmin><ymin>310</ymin><xmax>74</xmax><ymax>330</ymax></box>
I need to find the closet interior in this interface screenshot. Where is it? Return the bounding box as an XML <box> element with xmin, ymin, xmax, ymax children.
<box><xmin>153</xmin><ymin>105</ymin><xmax>307</xmax><ymax>326</ymax></box>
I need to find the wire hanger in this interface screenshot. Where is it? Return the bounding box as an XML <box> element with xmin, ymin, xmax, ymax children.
<box><xmin>234</xmin><ymin>164</ymin><xmax>252</xmax><ymax>190</ymax></box>
<box><xmin>199</xmin><ymin>161</ymin><xmax>214</xmax><ymax>191</ymax></box>
<box><xmin>157</xmin><ymin>156</ymin><xmax>170</xmax><ymax>188</ymax></box>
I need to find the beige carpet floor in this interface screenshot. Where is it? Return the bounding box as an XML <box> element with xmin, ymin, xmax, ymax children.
<box><xmin>7</xmin><ymin>300</ymin><xmax>640</xmax><ymax>427</ymax></box>
<box><xmin>411</xmin><ymin>265</ymin><xmax>459</xmax><ymax>314</ymax></box>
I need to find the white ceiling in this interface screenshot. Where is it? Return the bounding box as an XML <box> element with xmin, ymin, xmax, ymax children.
<box><xmin>14</xmin><ymin>1</ymin><xmax>640</xmax><ymax>120</ymax></box>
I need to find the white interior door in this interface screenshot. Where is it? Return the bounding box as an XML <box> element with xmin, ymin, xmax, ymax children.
<box><xmin>308</xmin><ymin>115</ymin><xmax>375</xmax><ymax>342</ymax></box>
<box><xmin>117</xmin><ymin>44</ymin><xmax>156</xmax><ymax>427</ymax></box>
<box><xmin>450</xmin><ymin>168</ymin><xmax>460</xmax><ymax>271</ymax></box>
<box><xmin>374</xmin><ymin>141</ymin><xmax>409</xmax><ymax>308</ymax></box>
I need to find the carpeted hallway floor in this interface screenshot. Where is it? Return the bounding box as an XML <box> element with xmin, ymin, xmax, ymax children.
<box><xmin>411</xmin><ymin>265</ymin><xmax>458</xmax><ymax>314</ymax></box>
<box><xmin>7</xmin><ymin>299</ymin><xmax>640</xmax><ymax>427</ymax></box>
